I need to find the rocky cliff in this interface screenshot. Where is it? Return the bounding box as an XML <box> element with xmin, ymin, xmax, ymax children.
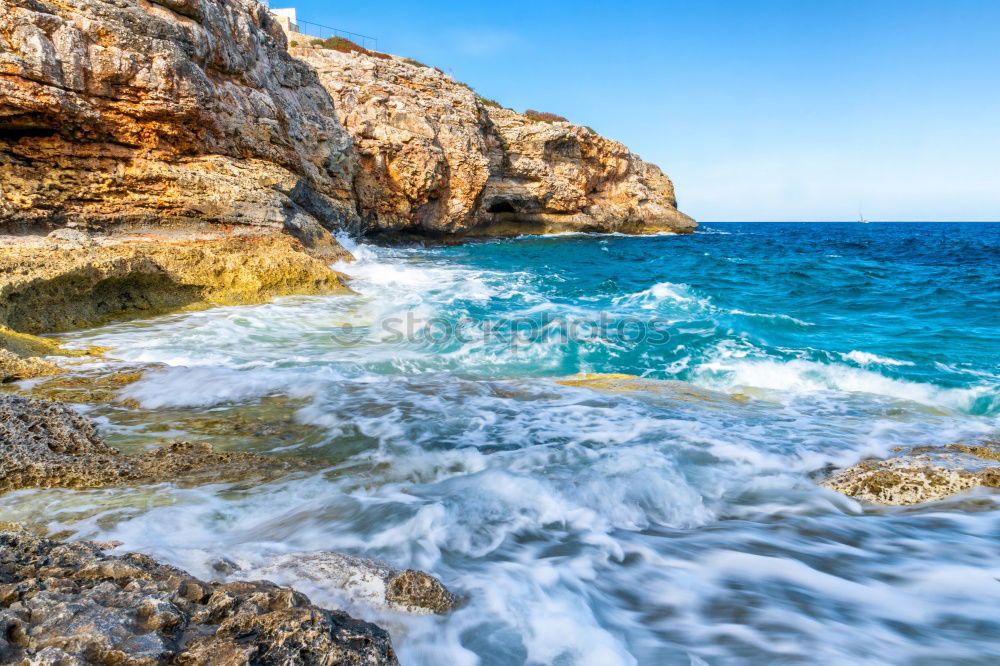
<box><xmin>0</xmin><ymin>0</ymin><xmax>357</xmax><ymax>241</ymax></box>
<box><xmin>295</xmin><ymin>47</ymin><xmax>694</xmax><ymax>236</ymax></box>
<box><xmin>1</xmin><ymin>0</ymin><xmax>693</xmax><ymax>241</ymax></box>
<box><xmin>0</xmin><ymin>0</ymin><xmax>363</xmax><ymax>356</ymax></box>
<box><xmin>0</xmin><ymin>0</ymin><xmax>693</xmax><ymax>368</ymax></box>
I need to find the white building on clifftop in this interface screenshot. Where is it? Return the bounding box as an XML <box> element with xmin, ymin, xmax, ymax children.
<box><xmin>269</xmin><ymin>7</ymin><xmax>298</xmax><ymax>36</ymax></box>
<box><xmin>265</xmin><ymin>5</ymin><xmax>378</xmax><ymax>51</ymax></box>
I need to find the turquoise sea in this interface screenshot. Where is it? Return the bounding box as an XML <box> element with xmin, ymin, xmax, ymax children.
<box><xmin>4</xmin><ymin>222</ymin><xmax>999</xmax><ymax>664</ymax></box>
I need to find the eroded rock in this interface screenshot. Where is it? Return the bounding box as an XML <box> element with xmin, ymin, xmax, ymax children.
<box><xmin>0</xmin><ymin>349</ymin><xmax>62</xmax><ymax>383</ymax></box>
<box><xmin>0</xmin><ymin>0</ymin><xmax>358</xmax><ymax>236</ymax></box>
<box><xmin>0</xmin><ymin>326</ymin><xmax>71</xmax><ymax>359</ymax></box>
<box><xmin>0</xmin><ymin>395</ymin><xmax>307</xmax><ymax>495</ymax></box>
<box><xmin>0</xmin><ymin>530</ymin><xmax>398</xmax><ymax>664</ymax></box>
<box><xmin>0</xmin><ymin>325</ymin><xmax>92</xmax><ymax>383</ymax></box>
<box><xmin>298</xmin><ymin>48</ymin><xmax>695</xmax><ymax>236</ymax></box>
<box><xmin>241</xmin><ymin>551</ymin><xmax>458</xmax><ymax>616</ymax></box>
<box><xmin>821</xmin><ymin>442</ymin><xmax>1000</xmax><ymax>505</ymax></box>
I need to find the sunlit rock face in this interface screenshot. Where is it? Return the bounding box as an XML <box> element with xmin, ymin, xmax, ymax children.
<box><xmin>0</xmin><ymin>0</ymin><xmax>692</xmax><ymax>238</ymax></box>
<box><xmin>0</xmin><ymin>0</ymin><xmax>358</xmax><ymax>234</ymax></box>
<box><xmin>0</xmin><ymin>232</ymin><xmax>351</xmax><ymax>336</ymax></box>
<box><xmin>297</xmin><ymin>47</ymin><xmax>696</xmax><ymax>236</ymax></box>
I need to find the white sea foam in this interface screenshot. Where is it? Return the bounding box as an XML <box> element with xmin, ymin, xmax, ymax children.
<box><xmin>843</xmin><ymin>350</ymin><xmax>916</xmax><ymax>367</ymax></box>
<box><xmin>612</xmin><ymin>281</ymin><xmax>708</xmax><ymax>310</ymax></box>
<box><xmin>18</xmin><ymin>234</ymin><xmax>999</xmax><ymax>665</ymax></box>
<box><xmin>728</xmin><ymin>309</ymin><xmax>814</xmax><ymax>326</ymax></box>
<box><xmin>694</xmin><ymin>353</ymin><xmax>990</xmax><ymax>414</ymax></box>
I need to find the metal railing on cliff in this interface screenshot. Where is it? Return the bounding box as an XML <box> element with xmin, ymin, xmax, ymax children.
<box><xmin>292</xmin><ymin>19</ymin><xmax>378</xmax><ymax>51</ymax></box>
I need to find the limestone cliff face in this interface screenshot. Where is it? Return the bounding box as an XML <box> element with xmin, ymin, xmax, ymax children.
<box><xmin>1</xmin><ymin>0</ymin><xmax>692</xmax><ymax>242</ymax></box>
<box><xmin>483</xmin><ymin>108</ymin><xmax>694</xmax><ymax>234</ymax></box>
<box><xmin>299</xmin><ymin>48</ymin><xmax>495</xmax><ymax>234</ymax></box>
<box><xmin>298</xmin><ymin>47</ymin><xmax>695</xmax><ymax>236</ymax></box>
<box><xmin>0</xmin><ymin>0</ymin><xmax>357</xmax><ymax>238</ymax></box>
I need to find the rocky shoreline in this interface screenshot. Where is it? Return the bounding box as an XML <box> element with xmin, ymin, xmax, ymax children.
<box><xmin>3</xmin><ymin>0</ymin><xmax>996</xmax><ymax>662</ymax></box>
<box><xmin>1</xmin><ymin>0</ymin><xmax>695</xmax><ymax>395</ymax></box>
<box><xmin>0</xmin><ymin>527</ymin><xmax>401</xmax><ymax>664</ymax></box>
<box><xmin>0</xmin><ymin>394</ymin><xmax>459</xmax><ymax>663</ymax></box>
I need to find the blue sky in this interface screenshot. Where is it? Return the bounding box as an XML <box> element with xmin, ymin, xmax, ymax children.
<box><xmin>281</xmin><ymin>0</ymin><xmax>1000</xmax><ymax>221</ymax></box>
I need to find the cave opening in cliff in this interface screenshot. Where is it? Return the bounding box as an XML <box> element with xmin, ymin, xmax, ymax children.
<box><xmin>487</xmin><ymin>200</ymin><xmax>517</xmax><ymax>214</ymax></box>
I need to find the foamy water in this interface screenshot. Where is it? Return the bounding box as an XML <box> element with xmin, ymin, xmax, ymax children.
<box><xmin>3</xmin><ymin>223</ymin><xmax>999</xmax><ymax>664</ymax></box>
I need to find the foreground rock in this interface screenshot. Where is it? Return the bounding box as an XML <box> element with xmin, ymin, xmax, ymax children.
<box><xmin>0</xmin><ymin>395</ymin><xmax>306</xmax><ymax>494</ymax></box>
<box><xmin>821</xmin><ymin>442</ymin><xmax>1000</xmax><ymax>505</ymax></box>
<box><xmin>300</xmin><ymin>47</ymin><xmax>695</xmax><ymax>236</ymax></box>
<box><xmin>240</xmin><ymin>551</ymin><xmax>458</xmax><ymax>616</ymax></box>
<box><xmin>0</xmin><ymin>529</ymin><xmax>398</xmax><ymax>664</ymax></box>
<box><xmin>0</xmin><ymin>231</ymin><xmax>350</xmax><ymax>334</ymax></box>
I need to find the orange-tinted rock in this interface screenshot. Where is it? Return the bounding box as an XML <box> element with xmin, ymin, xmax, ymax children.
<box><xmin>298</xmin><ymin>48</ymin><xmax>695</xmax><ymax>235</ymax></box>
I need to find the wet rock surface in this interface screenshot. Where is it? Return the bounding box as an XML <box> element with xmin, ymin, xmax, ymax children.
<box><xmin>0</xmin><ymin>530</ymin><xmax>398</xmax><ymax>665</ymax></box>
<box><xmin>0</xmin><ymin>325</ymin><xmax>92</xmax><ymax>383</ymax></box>
<box><xmin>554</xmin><ymin>373</ymin><xmax>752</xmax><ymax>404</ymax></box>
<box><xmin>0</xmin><ymin>349</ymin><xmax>61</xmax><ymax>383</ymax></box>
<box><xmin>241</xmin><ymin>551</ymin><xmax>458</xmax><ymax>616</ymax></box>
<box><xmin>821</xmin><ymin>442</ymin><xmax>1000</xmax><ymax>505</ymax></box>
<box><xmin>4</xmin><ymin>367</ymin><xmax>148</xmax><ymax>405</ymax></box>
<box><xmin>0</xmin><ymin>395</ymin><xmax>308</xmax><ymax>495</ymax></box>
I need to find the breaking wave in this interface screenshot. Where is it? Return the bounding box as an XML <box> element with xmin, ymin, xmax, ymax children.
<box><xmin>10</xmin><ymin>222</ymin><xmax>1000</xmax><ymax>664</ymax></box>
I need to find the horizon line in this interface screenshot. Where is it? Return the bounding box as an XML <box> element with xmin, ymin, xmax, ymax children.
<box><xmin>699</xmin><ymin>220</ymin><xmax>1000</xmax><ymax>224</ymax></box>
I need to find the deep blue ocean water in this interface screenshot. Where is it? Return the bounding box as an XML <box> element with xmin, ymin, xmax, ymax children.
<box><xmin>3</xmin><ymin>222</ymin><xmax>999</xmax><ymax>664</ymax></box>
